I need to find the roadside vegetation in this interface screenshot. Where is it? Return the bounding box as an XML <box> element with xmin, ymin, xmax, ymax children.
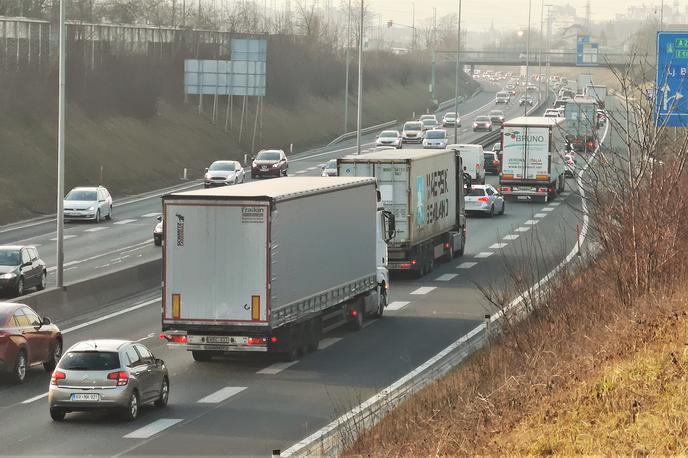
<box><xmin>345</xmin><ymin>62</ymin><xmax>688</xmax><ymax>455</ymax></box>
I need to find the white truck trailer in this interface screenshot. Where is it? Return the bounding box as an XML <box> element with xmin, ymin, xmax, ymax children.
<box><xmin>577</xmin><ymin>73</ymin><xmax>593</xmax><ymax>94</ymax></box>
<box><xmin>338</xmin><ymin>149</ymin><xmax>467</xmax><ymax>277</ymax></box>
<box><xmin>499</xmin><ymin>116</ymin><xmax>567</xmax><ymax>203</ymax></box>
<box><xmin>160</xmin><ymin>177</ymin><xmax>395</xmax><ymax>361</ymax></box>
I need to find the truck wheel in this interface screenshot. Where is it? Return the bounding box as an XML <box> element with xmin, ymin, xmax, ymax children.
<box><xmin>191</xmin><ymin>351</ymin><xmax>213</xmax><ymax>362</ymax></box>
<box><xmin>457</xmin><ymin>230</ymin><xmax>466</xmax><ymax>256</ymax></box>
<box><xmin>427</xmin><ymin>255</ymin><xmax>434</xmax><ymax>274</ymax></box>
<box><xmin>373</xmin><ymin>289</ymin><xmax>386</xmax><ymax>318</ymax></box>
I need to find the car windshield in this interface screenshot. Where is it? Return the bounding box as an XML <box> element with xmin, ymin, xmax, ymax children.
<box><xmin>497</xmin><ymin>92</ymin><xmax>508</xmax><ymax>97</ymax></box>
<box><xmin>425</xmin><ymin>131</ymin><xmax>446</xmax><ymax>139</ymax></box>
<box><xmin>65</xmin><ymin>190</ymin><xmax>96</xmax><ymax>201</ymax></box>
<box><xmin>444</xmin><ymin>112</ymin><xmax>456</xmax><ymax>118</ymax></box>
<box><xmin>422</xmin><ymin>120</ymin><xmax>436</xmax><ymax>126</ymax></box>
<box><xmin>0</xmin><ymin>249</ymin><xmax>20</xmax><ymax>266</ymax></box>
<box><xmin>379</xmin><ymin>131</ymin><xmax>398</xmax><ymax>138</ymax></box>
<box><xmin>58</xmin><ymin>351</ymin><xmax>121</xmax><ymax>371</ymax></box>
<box><xmin>325</xmin><ymin>159</ymin><xmax>337</xmax><ymax>169</ymax></box>
<box><xmin>209</xmin><ymin>162</ymin><xmax>235</xmax><ymax>171</ymax></box>
<box><xmin>468</xmin><ymin>188</ymin><xmax>486</xmax><ymax>196</ymax></box>
<box><xmin>404</xmin><ymin>123</ymin><xmax>422</xmax><ymax>131</ymax></box>
<box><xmin>256</xmin><ymin>151</ymin><xmax>281</xmax><ymax>161</ymax></box>
<box><xmin>489</xmin><ymin>111</ymin><xmax>503</xmax><ymax>116</ymax></box>
<box><xmin>475</xmin><ymin>116</ymin><xmax>489</xmax><ymax>122</ymax></box>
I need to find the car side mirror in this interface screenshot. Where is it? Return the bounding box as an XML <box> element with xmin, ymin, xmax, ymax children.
<box><xmin>157</xmin><ymin>216</ymin><xmax>162</xmax><ymax>222</ymax></box>
<box><xmin>204</xmin><ymin>167</ymin><xmax>209</xmax><ymax>173</ymax></box>
<box><xmin>21</xmin><ymin>262</ymin><xmax>31</xmax><ymax>268</ymax></box>
<box><xmin>42</xmin><ymin>316</ymin><xmax>52</xmax><ymax>325</ymax></box>
<box><xmin>251</xmin><ymin>156</ymin><xmax>255</xmax><ymax>161</ymax></box>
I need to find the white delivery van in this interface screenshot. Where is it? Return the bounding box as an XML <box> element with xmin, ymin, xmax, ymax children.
<box><xmin>447</xmin><ymin>144</ymin><xmax>485</xmax><ymax>184</ymax></box>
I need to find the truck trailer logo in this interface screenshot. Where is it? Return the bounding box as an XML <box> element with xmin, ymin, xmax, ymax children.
<box><xmin>416</xmin><ymin>175</ymin><xmax>426</xmax><ymax>225</ymax></box>
<box><xmin>506</xmin><ymin>129</ymin><xmax>545</xmax><ymax>143</ymax></box>
<box><xmin>242</xmin><ymin>206</ymin><xmax>265</xmax><ymax>224</ymax></box>
<box><xmin>175</xmin><ymin>213</ymin><xmax>185</xmax><ymax>247</ymax></box>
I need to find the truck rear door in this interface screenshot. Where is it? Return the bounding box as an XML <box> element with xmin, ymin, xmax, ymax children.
<box><xmin>163</xmin><ymin>201</ymin><xmax>269</xmax><ymax>324</ymax></box>
<box><xmin>502</xmin><ymin>126</ymin><xmax>550</xmax><ymax>180</ymax></box>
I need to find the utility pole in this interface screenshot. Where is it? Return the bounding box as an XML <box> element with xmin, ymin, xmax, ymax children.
<box><xmin>431</xmin><ymin>7</ymin><xmax>437</xmax><ymax>103</ymax></box>
<box><xmin>56</xmin><ymin>0</ymin><xmax>66</xmax><ymax>288</ymax></box>
<box><xmin>524</xmin><ymin>0</ymin><xmax>532</xmax><ymax>116</ymax></box>
<box><xmin>356</xmin><ymin>0</ymin><xmax>364</xmax><ymax>155</ymax></box>
<box><xmin>344</xmin><ymin>0</ymin><xmax>351</xmax><ymax>133</ymax></box>
<box><xmin>538</xmin><ymin>0</ymin><xmax>544</xmax><ymax>101</ymax></box>
<box><xmin>660</xmin><ymin>0</ymin><xmax>665</xmax><ymax>30</ymax></box>
<box><xmin>453</xmin><ymin>0</ymin><xmax>462</xmax><ymax>143</ymax></box>
<box><xmin>411</xmin><ymin>2</ymin><xmax>416</xmax><ymax>50</ymax></box>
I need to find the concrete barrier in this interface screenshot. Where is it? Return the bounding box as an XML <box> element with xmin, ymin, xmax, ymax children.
<box><xmin>9</xmin><ymin>259</ymin><xmax>161</xmax><ymax>323</ymax></box>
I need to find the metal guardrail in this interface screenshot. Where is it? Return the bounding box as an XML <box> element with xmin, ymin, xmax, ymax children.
<box><xmin>437</xmin><ymin>88</ymin><xmax>481</xmax><ymax>112</ymax></box>
<box><xmin>327</xmin><ymin>120</ymin><xmax>399</xmax><ymax>146</ymax></box>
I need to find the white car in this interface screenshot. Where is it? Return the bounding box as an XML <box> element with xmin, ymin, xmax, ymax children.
<box><xmin>544</xmin><ymin>108</ymin><xmax>560</xmax><ymax>118</ymax></box>
<box><xmin>465</xmin><ymin>184</ymin><xmax>505</xmax><ymax>217</ymax></box>
<box><xmin>442</xmin><ymin>112</ymin><xmax>461</xmax><ymax>127</ymax></box>
<box><xmin>419</xmin><ymin>114</ymin><xmax>438</xmax><ymax>123</ymax></box>
<box><xmin>204</xmin><ymin>160</ymin><xmax>244</xmax><ymax>187</ymax></box>
<box><xmin>153</xmin><ymin>216</ymin><xmax>163</xmax><ymax>246</ymax></box>
<box><xmin>564</xmin><ymin>154</ymin><xmax>576</xmax><ymax>177</ymax></box>
<box><xmin>422</xmin><ymin>129</ymin><xmax>448</xmax><ymax>149</ymax></box>
<box><xmin>63</xmin><ymin>186</ymin><xmax>113</xmax><ymax>223</ymax></box>
<box><xmin>321</xmin><ymin>159</ymin><xmax>337</xmax><ymax>177</ymax></box>
<box><xmin>376</xmin><ymin>130</ymin><xmax>402</xmax><ymax>149</ymax></box>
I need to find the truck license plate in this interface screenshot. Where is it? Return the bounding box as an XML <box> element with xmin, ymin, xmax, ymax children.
<box><xmin>71</xmin><ymin>393</ymin><xmax>100</xmax><ymax>401</ymax></box>
<box><xmin>206</xmin><ymin>336</ymin><xmax>230</xmax><ymax>344</ymax></box>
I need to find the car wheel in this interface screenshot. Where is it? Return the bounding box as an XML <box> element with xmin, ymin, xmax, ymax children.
<box><xmin>37</xmin><ymin>271</ymin><xmax>47</xmax><ymax>291</ymax></box>
<box><xmin>11</xmin><ymin>350</ymin><xmax>27</xmax><ymax>383</ymax></box>
<box><xmin>44</xmin><ymin>340</ymin><xmax>62</xmax><ymax>372</ymax></box>
<box><xmin>124</xmin><ymin>391</ymin><xmax>139</xmax><ymax>421</ymax></box>
<box><xmin>191</xmin><ymin>350</ymin><xmax>213</xmax><ymax>362</ymax></box>
<box><xmin>154</xmin><ymin>377</ymin><xmax>169</xmax><ymax>408</ymax></box>
<box><xmin>489</xmin><ymin>205</ymin><xmax>495</xmax><ymax>217</ymax></box>
<box><xmin>373</xmin><ymin>288</ymin><xmax>386</xmax><ymax>318</ymax></box>
<box><xmin>95</xmin><ymin>210</ymin><xmax>101</xmax><ymax>223</ymax></box>
<box><xmin>50</xmin><ymin>408</ymin><xmax>66</xmax><ymax>422</ymax></box>
<box><xmin>107</xmin><ymin>206</ymin><xmax>112</xmax><ymax>220</ymax></box>
<box><xmin>14</xmin><ymin>277</ymin><xmax>24</xmax><ymax>297</ymax></box>
<box><xmin>499</xmin><ymin>201</ymin><xmax>506</xmax><ymax>215</ymax></box>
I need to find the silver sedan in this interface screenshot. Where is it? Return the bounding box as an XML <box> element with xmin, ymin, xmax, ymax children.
<box><xmin>48</xmin><ymin>340</ymin><xmax>169</xmax><ymax>421</ymax></box>
<box><xmin>465</xmin><ymin>184</ymin><xmax>505</xmax><ymax>217</ymax></box>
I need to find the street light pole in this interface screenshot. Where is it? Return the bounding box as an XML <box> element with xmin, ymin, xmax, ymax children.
<box><xmin>344</xmin><ymin>0</ymin><xmax>351</xmax><ymax>134</ymax></box>
<box><xmin>524</xmin><ymin>0</ymin><xmax>532</xmax><ymax>116</ymax></box>
<box><xmin>660</xmin><ymin>0</ymin><xmax>664</xmax><ymax>30</ymax></box>
<box><xmin>411</xmin><ymin>2</ymin><xmax>416</xmax><ymax>50</ymax></box>
<box><xmin>538</xmin><ymin>0</ymin><xmax>544</xmax><ymax>102</ymax></box>
<box><xmin>356</xmin><ymin>0</ymin><xmax>364</xmax><ymax>154</ymax></box>
<box><xmin>56</xmin><ymin>0</ymin><xmax>66</xmax><ymax>288</ymax></box>
<box><xmin>453</xmin><ymin>0</ymin><xmax>462</xmax><ymax>142</ymax></box>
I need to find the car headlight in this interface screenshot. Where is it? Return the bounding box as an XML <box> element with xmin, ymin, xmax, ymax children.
<box><xmin>252</xmin><ymin>162</ymin><xmax>258</xmax><ymax>168</ymax></box>
<box><xmin>205</xmin><ymin>173</ymin><xmax>211</xmax><ymax>180</ymax></box>
<box><xmin>88</xmin><ymin>206</ymin><xmax>95</xmax><ymax>211</ymax></box>
<box><xmin>272</xmin><ymin>163</ymin><xmax>280</xmax><ymax>168</ymax></box>
<box><xmin>0</xmin><ymin>272</ymin><xmax>17</xmax><ymax>279</ymax></box>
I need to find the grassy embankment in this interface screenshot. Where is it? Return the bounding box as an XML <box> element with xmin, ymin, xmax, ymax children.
<box><xmin>0</xmin><ymin>76</ymin><xmax>464</xmax><ymax>225</ymax></box>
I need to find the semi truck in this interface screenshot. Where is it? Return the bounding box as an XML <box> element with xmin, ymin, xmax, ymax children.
<box><xmin>160</xmin><ymin>177</ymin><xmax>395</xmax><ymax>361</ymax></box>
<box><xmin>499</xmin><ymin>116</ymin><xmax>567</xmax><ymax>203</ymax></box>
<box><xmin>337</xmin><ymin>149</ymin><xmax>467</xmax><ymax>277</ymax></box>
<box><xmin>564</xmin><ymin>97</ymin><xmax>598</xmax><ymax>153</ymax></box>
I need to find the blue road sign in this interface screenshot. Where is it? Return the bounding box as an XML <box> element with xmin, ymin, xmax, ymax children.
<box><xmin>656</xmin><ymin>32</ymin><xmax>688</xmax><ymax>127</ymax></box>
<box><xmin>576</xmin><ymin>35</ymin><xmax>598</xmax><ymax>66</ymax></box>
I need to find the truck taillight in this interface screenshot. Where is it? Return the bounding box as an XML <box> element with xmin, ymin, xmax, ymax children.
<box><xmin>537</xmin><ymin>187</ymin><xmax>548</xmax><ymax>193</ymax></box>
<box><xmin>501</xmin><ymin>186</ymin><xmax>512</xmax><ymax>192</ymax></box>
<box><xmin>247</xmin><ymin>337</ymin><xmax>266</xmax><ymax>345</ymax></box>
<box><xmin>162</xmin><ymin>334</ymin><xmax>187</xmax><ymax>344</ymax></box>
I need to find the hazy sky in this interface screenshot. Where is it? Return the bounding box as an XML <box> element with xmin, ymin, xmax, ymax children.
<box><xmin>368</xmin><ymin>0</ymin><xmax>669</xmax><ymax>31</ymax></box>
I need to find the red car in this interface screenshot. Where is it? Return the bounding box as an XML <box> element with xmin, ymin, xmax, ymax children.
<box><xmin>0</xmin><ymin>302</ymin><xmax>62</xmax><ymax>383</ymax></box>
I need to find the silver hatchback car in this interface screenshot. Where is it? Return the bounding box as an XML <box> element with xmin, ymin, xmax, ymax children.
<box><xmin>48</xmin><ymin>340</ymin><xmax>169</xmax><ymax>422</ymax></box>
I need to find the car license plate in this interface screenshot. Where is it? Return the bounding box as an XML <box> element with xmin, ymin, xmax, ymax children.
<box><xmin>206</xmin><ymin>336</ymin><xmax>230</xmax><ymax>344</ymax></box>
<box><xmin>261</xmin><ymin>166</ymin><xmax>268</xmax><ymax>171</ymax></box>
<box><xmin>71</xmin><ymin>393</ymin><xmax>99</xmax><ymax>401</ymax></box>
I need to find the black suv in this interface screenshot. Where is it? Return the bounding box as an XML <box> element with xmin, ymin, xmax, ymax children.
<box><xmin>251</xmin><ymin>150</ymin><xmax>288</xmax><ymax>178</ymax></box>
<box><xmin>0</xmin><ymin>246</ymin><xmax>47</xmax><ymax>297</ymax></box>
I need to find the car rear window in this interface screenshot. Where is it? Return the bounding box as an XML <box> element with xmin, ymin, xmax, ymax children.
<box><xmin>468</xmin><ymin>188</ymin><xmax>486</xmax><ymax>196</ymax></box>
<box><xmin>475</xmin><ymin>116</ymin><xmax>489</xmax><ymax>122</ymax></box>
<box><xmin>426</xmin><ymin>130</ymin><xmax>446</xmax><ymax>139</ymax></box>
<box><xmin>59</xmin><ymin>351</ymin><xmax>121</xmax><ymax>371</ymax></box>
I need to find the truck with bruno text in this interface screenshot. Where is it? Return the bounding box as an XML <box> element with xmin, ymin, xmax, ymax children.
<box><xmin>499</xmin><ymin>116</ymin><xmax>567</xmax><ymax>203</ymax></box>
<box><xmin>338</xmin><ymin>149</ymin><xmax>467</xmax><ymax>277</ymax></box>
<box><xmin>160</xmin><ymin>177</ymin><xmax>396</xmax><ymax>361</ymax></box>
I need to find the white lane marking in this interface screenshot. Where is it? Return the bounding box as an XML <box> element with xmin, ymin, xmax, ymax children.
<box><xmin>362</xmin><ymin>320</ymin><xmax>377</xmax><ymax>329</ymax></box>
<box><xmin>306</xmin><ymin>166</ymin><xmax>318</xmax><ymax>171</ymax></box>
<box><xmin>386</xmin><ymin>301</ymin><xmax>410</xmax><ymax>311</ymax></box>
<box><xmin>136</xmin><ymin>333</ymin><xmax>156</xmax><ymax>342</ymax></box>
<box><xmin>474</xmin><ymin>252</ymin><xmax>493</xmax><ymax>258</ymax></box>
<box><xmin>548</xmin><ymin>202</ymin><xmax>561</xmax><ymax>207</ymax></box>
<box><xmin>45</xmin><ymin>240</ymin><xmax>150</xmax><ymax>273</ymax></box>
<box><xmin>410</xmin><ymin>286</ymin><xmax>436</xmax><ymax>295</ymax></box>
<box><xmin>21</xmin><ymin>392</ymin><xmax>48</xmax><ymax>404</ymax></box>
<box><xmin>542</xmin><ymin>207</ymin><xmax>555</xmax><ymax>212</ymax></box>
<box><xmin>534</xmin><ymin>213</ymin><xmax>547</xmax><ymax>218</ymax></box>
<box><xmin>435</xmin><ymin>273</ymin><xmax>458</xmax><ymax>281</ymax></box>
<box><xmin>503</xmin><ymin>234</ymin><xmax>520</xmax><ymax>240</ymax></box>
<box><xmin>114</xmin><ymin>219</ymin><xmax>137</xmax><ymax>225</ymax></box>
<box><xmin>49</xmin><ymin>234</ymin><xmax>76</xmax><ymax>241</ymax></box>
<box><xmin>257</xmin><ymin>361</ymin><xmax>298</xmax><ymax>375</ymax></box>
<box><xmin>560</xmin><ymin>192</ymin><xmax>570</xmax><ymax>197</ymax></box>
<box><xmin>318</xmin><ymin>337</ymin><xmax>343</xmax><ymax>350</ymax></box>
<box><xmin>47</xmin><ymin>260</ymin><xmax>80</xmax><ymax>273</ymax></box>
<box><xmin>197</xmin><ymin>386</ymin><xmax>246</xmax><ymax>404</ymax></box>
<box><xmin>489</xmin><ymin>243</ymin><xmax>508</xmax><ymax>249</ymax></box>
<box><xmin>514</xmin><ymin>226</ymin><xmax>531</xmax><ymax>232</ymax></box>
<box><xmin>84</xmin><ymin>227</ymin><xmax>108</xmax><ymax>232</ymax></box>
<box><xmin>123</xmin><ymin>419</ymin><xmax>183</xmax><ymax>439</ymax></box>
<box><xmin>141</xmin><ymin>212</ymin><xmax>161</xmax><ymax>218</ymax></box>
<box><xmin>457</xmin><ymin>261</ymin><xmax>477</xmax><ymax>269</ymax></box>
<box><xmin>295</xmin><ymin>170</ymin><xmax>307</xmax><ymax>174</ymax></box>
<box><xmin>524</xmin><ymin>220</ymin><xmax>539</xmax><ymax>225</ymax></box>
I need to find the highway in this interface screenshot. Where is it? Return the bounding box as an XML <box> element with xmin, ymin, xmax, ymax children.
<box><xmin>0</xmin><ymin>81</ymin><xmax>523</xmax><ymax>293</ymax></box>
<box><xmin>0</xmin><ymin>83</ymin><xmax>613</xmax><ymax>456</ymax></box>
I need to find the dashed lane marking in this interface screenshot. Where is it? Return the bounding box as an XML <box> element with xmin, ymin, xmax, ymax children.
<box><xmin>542</xmin><ymin>207</ymin><xmax>555</xmax><ymax>212</ymax></box>
<box><xmin>514</xmin><ymin>226</ymin><xmax>531</xmax><ymax>232</ymax></box>
<box><xmin>503</xmin><ymin>234</ymin><xmax>520</xmax><ymax>240</ymax></box>
<box><xmin>474</xmin><ymin>252</ymin><xmax>493</xmax><ymax>258</ymax></box>
<box><xmin>435</xmin><ymin>273</ymin><xmax>458</xmax><ymax>281</ymax></box>
<box><xmin>534</xmin><ymin>213</ymin><xmax>547</xmax><ymax>218</ymax></box>
<box><xmin>257</xmin><ymin>361</ymin><xmax>298</xmax><ymax>375</ymax></box>
<box><xmin>114</xmin><ymin>219</ymin><xmax>138</xmax><ymax>225</ymax></box>
<box><xmin>318</xmin><ymin>337</ymin><xmax>343</xmax><ymax>350</ymax></box>
<box><xmin>123</xmin><ymin>419</ymin><xmax>183</xmax><ymax>439</ymax></box>
<box><xmin>524</xmin><ymin>220</ymin><xmax>539</xmax><ymax>225</ymax></box>
<box><xmin>410</xmin><ymin>286</ymin><xmax>436</xmax><ymax>295</ymax></box>
<box><xmin>386</xmin><ymin>301</ymin><xmax>410</xmax><ymax>311</ymax></box>
<box><xmin>84</xmin><ymin>227</ymin><xmax>108</xmax><ymax>232</ymax></box>
<box><xmin>197</xmin><ymin>386</ymin><xmax>247</xmax><ymax>403</ymax></box>
<box><xmin>489</xmin><ymin>243</ymin><xmax>508</xmax><ymax>249</ymax></box>
<box><xmin>49</xmin><ymin>234</ymin><xmax>76</xmax><ymax>241</ymax></box>
<box><xmin>457</xmin><ymin>261</ymin><xmax>477</xmax><ymax>269</ymax></box>
<box><xmin>141</xmin><ymin>212</ymin><xmax>161</xmax><ymax>218</ymax></box>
